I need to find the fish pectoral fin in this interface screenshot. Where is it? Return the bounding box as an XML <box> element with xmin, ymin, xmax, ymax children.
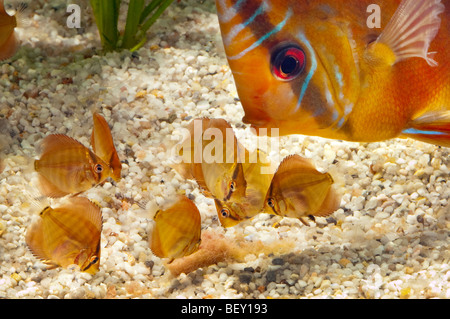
<box><xmin>374</xmin><ymin>0</ymin><xmax>445</xmax><ymax>66</ymax></box>
<box><xmin>402</xmin><ymin>111</ymin><xmax>450</xmax><ymax>147</ymax></box>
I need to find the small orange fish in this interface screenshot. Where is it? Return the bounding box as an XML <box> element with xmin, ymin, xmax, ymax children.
<box><xmin>0</xmin><ymin>1</ymin><xmax>25</xmax><ymax>61</ymax></box>
<box><xmin>34</xmin><ymin>134</ymin><xmax>112</xmax><ymax>198</ymax></box>
<box><xmin>25</xmin><ymin>197</ymin><xmax>103</xmax><ymax>274</ymax></box>
<box><xmin>150</xmin><ymin>195</ymin><xmax>202</xmax><ymax>262</ymax></box>
<box><xmin>91</xmin><ymin>113</ymin><xmax>122</xmax><ymax>182</ymax></box>
<box><xmin>174</xmin><ymin>118</ymin><xmax>248</xmax><ymax>199</ymax></box>
<box><xmin>217</xmin><ymin>0</ymin><xmax>450</xmax><ymax>146</ymax></box>
<box><xmin>264</xmin><ymin>155</ymin><xmax>340</xmax><ymax>225</ymax></box>
<box><xmin>215</xmin><ymin>149</ymin><xmax>274</xmax><ymax>227</ymax></box>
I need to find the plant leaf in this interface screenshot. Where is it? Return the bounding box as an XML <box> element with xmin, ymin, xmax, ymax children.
<box><xmin>140</xmin><ymin>0</ymin><xmax>175</xmax><ymax>35</ymax></box>
<box><xmin>90</xmin><ymin>0</ymin><xmax>121</xmax><ymax>51</ymax></box>
<box><xmin>122</xmin><ymin>0</ymin><xmax>145</xmax><ymax>50</ymax></box>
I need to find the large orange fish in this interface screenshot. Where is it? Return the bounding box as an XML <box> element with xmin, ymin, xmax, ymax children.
<box><xmin>216</xmin><ymin>0</ymin><xmax>450</xmax><ymax>146</ymax></box>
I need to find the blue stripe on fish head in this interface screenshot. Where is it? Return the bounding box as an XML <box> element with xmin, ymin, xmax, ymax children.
<box><xmin>227</xmin><ymin>7</ymin><xmax>293</xmax><ymax>61</ymax></box>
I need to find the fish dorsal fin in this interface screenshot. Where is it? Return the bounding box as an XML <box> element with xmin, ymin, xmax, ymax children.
<box><xmin>91</xmin><ymin>113</ymin><xmax>121</xmax><ymax>182</ymax></box>
<box><xmin>66</xmin><ymin>197</ymin><xmax>103</xmax><ymax>233</ymax></box>
<box><xmin>38</xmin><ymin>134</ymin><xmax>86</xmax><ymax>155</ymax></box>
<box><xmin>376</xmin><ymin>0</ymin><xmax>445</xmax><ymax>66</ymax></box>
<box><xmin>276</xmin><ymin>154</ymin><xmax>317</xmax><ymax>174</ymax></box>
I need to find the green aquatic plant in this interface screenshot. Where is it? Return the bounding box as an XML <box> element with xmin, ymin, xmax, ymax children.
<box><xmin>90</xmin><ymin>0</ymin><xmax>175</xmax><ymax>52</ymax></box>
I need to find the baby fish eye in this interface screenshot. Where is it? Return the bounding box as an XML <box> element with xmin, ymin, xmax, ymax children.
<box><xmin>94</xmin><ymin>164</ymin><xmax>103</xmax><ymax>173</ymax></box>
<box><xmin>267</xmin><ymin>198</ymin><xmax>275</xmax><ymax>208</ymax></box>
<box><xmin>221</xmin><ymin>208</ymin><xmax>230</xmax><ymax>218</ymax></box>
<box><xmin>229</xmin><ymin>181</ymin><xmax>235</xmax><ymax>191</ymax></box>
<box><xmin>83</xmin><ymin>256</ymin><xmax>99</xmax><ymax>271</ymax></box>
<box><xmin>271</xmin><ymin>45</ymin><xmax>306</xmax><ymax>81</ymax></box>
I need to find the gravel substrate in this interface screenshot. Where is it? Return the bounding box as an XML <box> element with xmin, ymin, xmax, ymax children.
<box><xmin>0</xmin><ymin>0</ymin><xmax>449</xmax><ymax>299</ymax></box>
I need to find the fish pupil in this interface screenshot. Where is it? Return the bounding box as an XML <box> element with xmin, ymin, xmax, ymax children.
<box><xmin>94</xmin><ymin>164</ymin><xmax>103</xmax><ymax>173</ymax></box>
<box><xmin>221</xmin><ymin>209</ymin><xmax>229</xmax><ymax>218</ymax></box>
<box><xmin>281</xmin><ymin>56</ymin><xmax>298</xmax><ymax>75</ymax></box>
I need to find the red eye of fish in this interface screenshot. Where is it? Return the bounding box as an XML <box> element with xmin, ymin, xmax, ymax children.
<box><xmin>271</xmin><ymin>46</ymin><xmax>306</xmax><ymax>81</ymax></box>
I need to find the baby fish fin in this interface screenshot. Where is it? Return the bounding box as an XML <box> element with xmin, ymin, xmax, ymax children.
<box><xmin>402</xmin><ymin>111</ymin><xmax>450</xmax><ymax>147</ymax></box>
<box><xmin>310</xmin><ymin>186</ymin><xmax>341</xmax><ymax>218</ymax></box>
<box><xmin>38</xmin><ymin>134</ymin><xmax>85</xmax><ymax>155</ymax></box>
<box><xmin>25</xmin><ymin>216</ymin><xmax>49</xmax><ymax>262</ymax></box>
<box><xmin>374</xmin><ymin>0</ymin><xmax>445</xmax><ymax>66</ymax></box>
<box><xmin>0</xmin><ymin>30</ymin><xmax>19</xmax><ymax>61</ymax></box>
<box><xmin>34</xmin><ymin>171</ymin><xmax>71</xmax><ymax>198</ymax></box>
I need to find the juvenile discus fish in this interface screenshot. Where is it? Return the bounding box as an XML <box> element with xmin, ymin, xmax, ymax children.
<box><xmin>0</xmin><ymin>1</ymin><xmax>26</xmax><ymax>60</ymax></box>
<box><xmin>91</xmin><ymin>112</ymin><xmax>122</xmax><ymax>182</ymax></box>
<box><xmin>175</xmin><ymin>118</ymin><xmax>248</xmax><ymax>200</ymax></box>
<box><xmin>217</xmin><ymin>0</ymin><xmax>450</xmax><ymax>146</ymax></box>
<box><xmin>34</xmin><ymin>134</ymin><xmax>112</xmax><ymax>198</ymax></box>
<box><xmin>264</xmin><ymin>155</ymin><xmax>340</xmax><ymax>226</ymax></box>
<box><xmin>25</xmin><ymin>197</ymin><xmax>103</xmax><ymax>274</ymax></box>
<box><xmin>216</xmin><ymin>149</ymin><xmax>274</xmax><ymax>227</ymax></box>
<box><xmin>150</xmin><ymin>195</ymin><xmax>202</xmax><ymax>262</ymax></box>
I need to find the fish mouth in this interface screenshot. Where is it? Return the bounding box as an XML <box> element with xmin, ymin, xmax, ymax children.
<box><xmin>242</xmin><ymin>115</ymin><xmax>285</xmax><ymax>137</ymax></box>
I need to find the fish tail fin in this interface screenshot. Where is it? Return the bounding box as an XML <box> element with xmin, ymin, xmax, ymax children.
<box><xmin>401</xmin><ymin>111</ymin><xmax>450</xmax><ymax>147</ymax></box>
<box><xmin>376</xmin><ymin>0</ymin><xmax>445</xmax><ymax>66</ymax></box>
<box><xmin>14</xmin><ymin>2</ymin><xmax>30</xmax><ymax>28</ymax></box>
<box><xmin>312</xmin><ymin>186</ymin><xmax>341</xmax><ymax>218</ymax></box>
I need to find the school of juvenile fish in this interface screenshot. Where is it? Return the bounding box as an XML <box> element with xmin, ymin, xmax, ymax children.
<box><xmin>25</xmin><ymin>113</ymin><xmax>121</xmax><ymax>273</ymax></box>
<box><xmin>216</xmin><ymin>0</ymin><xmax>450</xmax><ymax>146</ymax></box>
<box><xmin>173</xmin><ymin>118</ymin><xmax>340</xmax><ymax>230</ymax></box>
